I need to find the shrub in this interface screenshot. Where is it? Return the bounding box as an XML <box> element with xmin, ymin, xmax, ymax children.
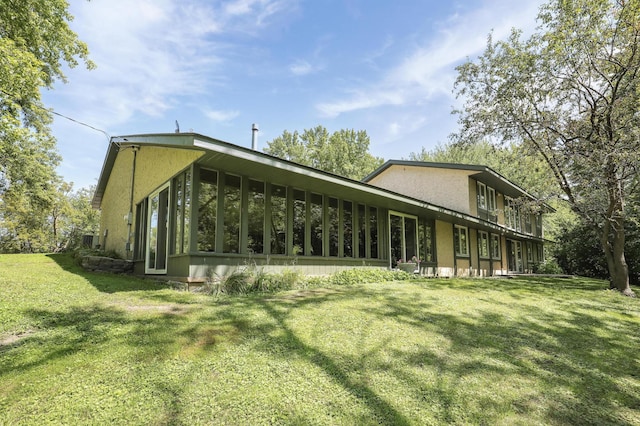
<box><xmin>209</xmin><ymin>266</ymin><xmax>418</xmax><ymax>296</ymax></box>
<box><xmin>329</xmin><ymin>268</ymin><xmax>417</xmax><ymax>286</ymax></box>
<box><xmin>533</xmin><ymin>259</ymin><xmax>564</xmax><ymax>274</ymax></box>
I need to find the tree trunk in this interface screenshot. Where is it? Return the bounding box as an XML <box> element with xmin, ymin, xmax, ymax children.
<box><xmin>601</xmin><ymin>217</ymin><xmax>634</xmax><ymax>297</ymax></box>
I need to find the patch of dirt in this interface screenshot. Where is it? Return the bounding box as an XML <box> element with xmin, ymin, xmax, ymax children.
<box><xmin>115</xmin><ymin>304</ymin><xmax>191</xmax><ymax>315</ymax></box>
<box><xmin>269</xmin><ymin>288</ymin><xmax>343</xmax><ymax>303</ymax></box>
<box><xmin>0</xmin><ymin>330</ymin><xmax>35</xmax><ymax>348</ymax></box>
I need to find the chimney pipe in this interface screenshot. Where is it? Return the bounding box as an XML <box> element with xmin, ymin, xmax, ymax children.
<box><xmin>251</xmin><ymin>123</ymin><xmax>259</xmax><ymax>150</ymax></box>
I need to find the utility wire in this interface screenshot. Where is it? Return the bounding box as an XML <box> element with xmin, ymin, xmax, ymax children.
<box><xmin>0</xmin><ymin>88</ymin><xmax>111</xmax><ymax>142</ymax></box>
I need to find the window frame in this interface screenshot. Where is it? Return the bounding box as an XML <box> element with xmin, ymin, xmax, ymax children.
<box><xmin>478</xmin><ymin>230</ymin><xmax>490</xmax><ymax>259</ymax></box>
<box><xmin>454</xmin><ymin>225</ymin><xmax>469</xmax><ymax>257</ymax></box>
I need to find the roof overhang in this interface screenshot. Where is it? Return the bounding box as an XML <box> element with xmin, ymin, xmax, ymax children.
<box><xmin>90</xmin><ymin>133</ymin><xmax>549</xmax><ymax>242</ymax></box>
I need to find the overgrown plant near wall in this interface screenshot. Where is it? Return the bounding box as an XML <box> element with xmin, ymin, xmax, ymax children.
<box><xmin>207</xmin><ymin>265</ymin><xmax>418</xmax><ymax>295</ymax></box>
<box><xmin>207</xmin><ymin>264</ymin><xmax>305</xmax><ymax>295</ymax></box>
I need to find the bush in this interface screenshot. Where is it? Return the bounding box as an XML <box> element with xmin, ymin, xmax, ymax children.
<box><xmin>208</xmin><ymin>266</ymin><xmax>418</xmax><ymax>296</ymax></box>
<box><xmin>553</xmin><ymin>220</ymin><xmax>639</xmax><ymax>285</ymax></box>
<box><xmin>211</xmin><ymin>264</ymin><xmax>305</xmax><ymax>295</ymax></box>
<box><xmin>329</xmin><ymin>268</ymin><xmax>417</xmax><ymax>286</ymax></box>
<box><xmin>533</xmin><ymin>259</ymin><xmax>564</xmax><ymax>274</ymax></box>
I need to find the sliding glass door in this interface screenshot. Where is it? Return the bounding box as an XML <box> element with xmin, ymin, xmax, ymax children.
<box><xmin>146</xmin><ymin>184</ymin><xmax>170</xmax><ymax>274</ymax></box>
<box><xmin>389</xmin><ymin>212</ymin><xmax>418</xmax><ymax>268</ymax></box>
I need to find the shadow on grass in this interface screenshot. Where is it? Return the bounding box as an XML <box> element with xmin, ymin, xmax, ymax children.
<box><xmin>11</xmin><ymin>256</ymin><xmax>639</xmax><ymax>424</ymax></box>
<box><xmin>257</xmin><ymin>296</ymin><xmax>412</xmax><ymax>425</ymax></box>
<box><xmin>46</xmin><ymin>253</ymin><xmax>168</xmax><ymax>293</ymax></box>
<box><xmin>358</xmin><ymin>286</ymin><xmax>640</xmax><ymax>425</ymax></box>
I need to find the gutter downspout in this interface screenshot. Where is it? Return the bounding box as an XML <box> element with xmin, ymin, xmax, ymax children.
<box><xmin>126</xmin><ymin>145</ymin><xmax>140</xmax><ymax>258</ymax></box>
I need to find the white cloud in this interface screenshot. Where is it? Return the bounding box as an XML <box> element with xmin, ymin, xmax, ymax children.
<box><xmin>316</xmin><ymin>0</ymin><xmax>544</xmax><ymax>119</ymax></box>
<box><xmin>290</xmin><ymin>60</ymin><xmax>314</xmax><ymax>76</ymax></box>
<box><xmin>204</xmin><ymin>109</ymin><xmax>241</xmax><ymax>122</ymax></box>
<box><xmin>51</xmin><ymin>0</ymin><xmax>295</xmax><ymax>130</ymax></box>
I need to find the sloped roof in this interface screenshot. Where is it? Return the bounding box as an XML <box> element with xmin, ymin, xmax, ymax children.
<box><xmin>91</xmin><ymin>133</ymin><xmax>549</xmax><ymax>241</ymax></box>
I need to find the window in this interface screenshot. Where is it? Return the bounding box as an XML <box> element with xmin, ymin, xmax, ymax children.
<box><xmin>173</xmin><ymin>172</ymin><xmax>184</xmax><ymax>255</ymax></box>
<box><xmin>223</xmin><ymin>174</ymin><xmax>241</xmax><ymax>253</ymax></box>
<box><xmin>505</xmin><ymin>197</ymin><xmax>521</xmax><ymax>231</ymax></box>
<box><xmin>270</xmin><ymin>185</ymin><xmax>287</xmax><ymax>255</ymax></box>
<box><xmin>525</xmin><ymin>213</ymin><xmax>532</xmax><ymax>235</ymax></box>
<box><xmin>134</xmin><ymin>199</ymin><xmax>147</xmax><ymax>260</ymax></box>
<box><xmin>183</xmin><ymin>170</ymin><xmax>191</xmax><ymax>254</ymax></box>
<box><xmin>454</xmin><ymin>225</ymin><xmax>469</xmax><ymax>257</ymax></box>
<box><xmin>369</xmin><ymin>207</ymin><xmax>378</xmax><ymax>259</ymax></box>
<box><xmin>477</xmin><ymin>182</ymin><xmax>487</xmax><ymax>210</ymax></box>
<box><xmin>358</xmin><ymin>204</ymin><xmax>366</xmax><ymax>258</ymax></box>
<box><xmin>292</xmin><ymin>189</ymin><xmax>305</xmax><ymax>255</ymax></box>
<box><xmin>247</xmin><ymin>179</ymin><xmax>264</xmax><ymax>254</ymax></box>
<box><xmin>491</xmin><ymin>234</ymin><xmax>501</xmax><ymax>259</ymax></box>
<box><xmin>172</xmin><ymin>169</ymin><xmax>192</xmax><ymax>255</ymax></box>
<box><xmin>419</xmin><ymin>218</ymin><xmax>435</xmax><ymax>263</ymax></box>
<box><xmin>479</xmin><ymin>231</ymin><xmax>489</xmax><ymax>258</ymax></box>
<box><xmin>487</xmin><ymin>187</ymin><xmax>496</xmax><ymax>213</ymax></box>
<box><xmin>197</xmin><ymin>169</ymin><xmax>218</xmax><ymax>252</ymax></box>
<box><xmin>527</xmin><ymin>241</ymin><xmax>533</xmax><ymax>262</ymax></box>
<box><xmin>310</xmin><ymin>193</ymin><xmax>323</xmax><ymax>256</ymax></box>
<box><xmin>328</xmin><ymin>197</ymin><xmax>339</xmax><ymax>257</ymax></box>
<box><xmin>343</xmin><ymin>201</ymin><xmax>353</xmax><ymax>257</ymax></box>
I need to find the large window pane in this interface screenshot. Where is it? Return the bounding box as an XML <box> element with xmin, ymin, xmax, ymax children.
<box><xmin>293</xmin><ymin>189</ymin><xmax>305</xmax><ymax>255</ymax></box>
<box><xmin>173</xmin><ymin>173</ymin><xmax>183</xmax><ymax>255</ymax></box>
<box><xmin>183</xmin><ymin>169</ymin><xmax>191</xmax><ymax>253</ymax></box>
<box><xmin>270</xmin><ymin>185</ymin><xmax>287</xmax><ymax>255</ymax></box>
<box><xmin>454</xmin><ymin>225</ymin><xmax>469</xmax><ymax>256</ymax></box>
<box><xmin>358</xmin><ymin>204</ymin><xmax>366</xmax><ymax>258</ymax></box>
<box><xmin>479</xmin><ymin>231</ymin><xmax>489</xmax><ymax>258</ymax></box>
<box><xmin>197</xmin><ymin>169</ymin><xmax>217</xmax><ymax>252</ymax></box>
<box><xmin>248</xmin><ymin>179</ymin><xmax>264</xmax><ymax>254</ymax></box>
<box><xmin>343</xmin><ymin>200</ymin><xmax>353</xmax><ymax>257</ymax></box>
<box><xmin>419</xmin><ymin>219</ymin><xmax>434</xmax><ymax>263</ymax></box>
<box><xmin>310</xmin><ymin>193</ymin><xmax>323</xmax><ymax>256</ymax></box>
<box><xmin>405</xmin><ymin>217</ymin><xmax>417</xmax><ymax>261</ymax></box>
<box><xmin>223</xmin><ymin>174</ymin><xmax>241</xmax><ymax>253</ymax></box>
<box><xmin>491</xmin><ymin>234</ymin><xmax>501</xmax><ymax>259</ymax></box>
<box><xmin>369</xmin><ymin>207</ymin><xmax>378</xmax><ymax>259</ymax></box>
<box><xmin>390</xmin><ymin>214</ymin><xmax>403</xmax><ymax>267</ymax></box>
<box><xmin>328</xmin><ymin>197</ymin><xmax>339</xmax><ymax>257</ymax></box>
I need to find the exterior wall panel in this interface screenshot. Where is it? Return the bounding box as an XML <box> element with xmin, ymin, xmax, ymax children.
<box><xmin>367</xmin><ymin>166</ymin><xmax>474</xmax><ymax>214</ymax></box>
<box><xmin>99</xmin><ymin>146</ymin><xmax>203</xmax><ymax>257</ymax></box>
<box><xmin>435</xmin><ymin>219</ymin><xmax>454</xmax><ymax>277</ymax></box>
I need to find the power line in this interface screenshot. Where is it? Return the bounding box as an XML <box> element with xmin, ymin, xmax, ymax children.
<box><xmin>0</xmin><ymin>88</ymin><xmax>111</xmax><ymax>141</ymax></box>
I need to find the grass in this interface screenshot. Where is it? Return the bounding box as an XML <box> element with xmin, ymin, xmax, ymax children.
<box><xmin>1</xmin><ymin>253</ymin><xmax>639</xmax><ymax>425</ymax></box>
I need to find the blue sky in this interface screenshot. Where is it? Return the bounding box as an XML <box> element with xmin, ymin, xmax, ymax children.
<box><xmin>42</xmin><ymin>0</ymin><xmax>545</xmax><ymax>190</ymax></box>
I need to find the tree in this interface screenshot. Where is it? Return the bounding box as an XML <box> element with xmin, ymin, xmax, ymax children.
<box><xmin>62</xmin><ymin>185</ymin><xmax>101</xmax><ymax>249</ymax></box>
<box><xmin>0</xmin><ymin>0</ymin><xmax>94</xmax><ymax>252</ymax></box>
<box><xmin>264</xmin><ymin>126</ymin><xmax>384</xmax><ymax>180</ymax></box>
<box><xmin>454</xmin><ymin>0</ymin><xmax>640</xmax><ymax>296</ymax></box>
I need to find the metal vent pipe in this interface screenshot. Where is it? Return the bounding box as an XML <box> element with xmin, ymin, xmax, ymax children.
<box><xmin>251</xmin><ymin>123</ymin><xmax>259</xmax><ymax>150</ymax></box>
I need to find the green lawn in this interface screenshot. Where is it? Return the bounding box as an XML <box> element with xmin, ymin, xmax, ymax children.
<box><xmin>1</xmin><ymin>254</ymin><xmax>639</xmax><ymax>425</ymax></box>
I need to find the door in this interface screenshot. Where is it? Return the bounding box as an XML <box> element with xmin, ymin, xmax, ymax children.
<box><xmin>507</xmin><ymin>239</ymin><xmax>523</xmax><ymax>273</ymax></box>
<box><xmin>146</xmin><ymin>185</ymin><xmax>170</xmax><ymax>274</ymax></box>
<box><xmin>389</xmin><ymin>212</ymin><xmax>418</xmax><ymax>268</ymax></box>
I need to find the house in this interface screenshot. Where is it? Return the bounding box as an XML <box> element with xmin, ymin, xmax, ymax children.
<box><xmin>91</xmin><ymin>133</ymin><xmax>549</xmax><ymax>281</ymax></box>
